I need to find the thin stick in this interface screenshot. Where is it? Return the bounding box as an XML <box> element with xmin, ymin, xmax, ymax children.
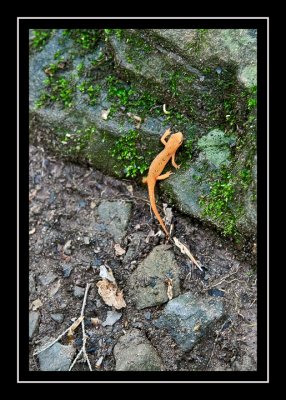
<box><xmin>33</xmin><ymin>324</ymin><xmax>77</xmax><ymax>356</ymax></box>
<box><xmin>204</xmin><ymin>267</ymin><xmax>241</xmax><ymax>291</ymax></box>
<box><xmin>69</xmin><ymin>283</ymin><xmax>92</xmax><ymax>371</ymax></box>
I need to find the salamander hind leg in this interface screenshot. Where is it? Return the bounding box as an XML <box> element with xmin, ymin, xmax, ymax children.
<box><xmin>161</xmin><ymin>128</ymin><xmax>171</xmax><ymax>145</ymax></box>
<box><xmin>156</xmin><ymin>171</ymin><xmax>174</xmax><ymax>180</ymax></box>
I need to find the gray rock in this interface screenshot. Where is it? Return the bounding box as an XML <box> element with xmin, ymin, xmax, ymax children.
<box><xmin>154</xmin><ymin>292</ymin><xmax>224</xmax><ymax>351</ymax></box>
<box><xmin>102</xmin><ymin>310</ymin><xmax>122</xmax><ymax>327</ymax></box>
<box><xmin>29</xmin><ymin>311</ymin><xmax>40</xmax><ymax>339</ymax></box>
<box><xmin>73</xmin><ymin>285</ymin><xmax>85</xmax><ymax>298</ymax></box>
<box><xmin>129</xmin><ymin>245</ymin><xmax>181</xmax><ymax>309</ymax></box>
<box><xmin>62</xmin><ymin>263</ymin><xmax>73</xmax><ymax>278</ymax></box>
<box><xmin>197</xmin><ymin>129</ymin><xmax>235</xmax><ymax>168</ymax></box>
<box><xmin>114</xmin><ymin>329</ymin><xmax>162</xmax><ymax>371</ymax></box>
<box><xmin>51</xmin><ymin>313</ymin><xmax>64</xmax><ymax>323</ymax></box>
<box><xmin>97</xmin><ymin>201</ymin><xmax>132</xmax><ymax>242</ymax></box>
<box><xmin>29</xmin><ymin>274</ymin><xmax>36</xmax><ymax>293</ymax></box>
<box><xmin>38</xmin><ymin>342</ymin><xmax>76</xmax><ymax>371</ymax></box>
<box><xmin>38</xmin><ymin>271</ymin><xmax>57</xmax><ymax>286</ymax></box>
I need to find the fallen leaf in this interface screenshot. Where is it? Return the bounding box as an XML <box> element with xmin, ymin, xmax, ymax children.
<box><xmin>126</xmin><ymin>185</ymin><xmax>133</xmax><ymax>194</ymax></box>
<box><xmin>63</xmin><ymin>240</ymin><xmax>72</xmax><ymax>255</ymax></box>
<box><xmin>101</xmin><ymin>109</ymin><xmax>110</xmax><ymax>120</ymax></box>
<box><xmin>99</xmin><ymin>265</ymin><xmax>116</xmax><ymax>283</ymax></box>
<box><xmin>127</xmin><ymin>112</ymin><xmax>142</xmax><ymax>128</ymax></box>
<box><xmin>29</xmin><ymin>188</ymin><xmax>38</xmax><ymax>201</ymax></box>
<box><xmin>95</xmin><ymin>356</ymin><xmax>104</xmax><ymax>369</ymax></box>
<box><xmin>114</xmin><ymin>244</ymin><xmax>126</xmax><ymax>256</ymax></box>
<box><xmin>165</xmin><ymin>278</ymin><xmax>173</xmax><ymax>300</ymax></box>
<box><xmin>163</xmin><ymin>203</ymin><xmax>173</xmax><ymax>226</ymax></box>
<box><xmin>90</xmin><ymin>201</ymin><xmax>97</xmax><ymax>209</ymax></box>
<box><xmin>173</xmin><ymin>237</ymin><xmax>203</xmax><ymax>271</ymax></box>
<box><xmin>91</xmin><ymin>317</ymin><xmax>101</xmax><ymax>327</ymax></box>
<box><xmin>29</xmin><ymin>228</ymin><xmax>36</xmax><ymax>235</ymax></box>
<box><xmin>102</xmin><ymin>310</ymin><xmax>122</xmax><ymax>327</ymax></box>
<box><xmin>49</xmin><ymin>279</ymin><xmax>61</xmax><ymax>297</ymax></box>
<box><xmin>31</xmin><ymin>298</ymin><xmax>43</xmax><ymax>311</ymax></box>
<box><xmin>96</xmin><ymin>279</ymin><xmax>126</xmax><ymax>310</ymax></box>
<box><xmin>145</xmin><ymin>229</ymin><xmax>155</xmax><ymax>243</ymax></box>
<box><xmin>67</xmin><ymin>315</ymin><xmax>84</xmax><ymax>337</ymax></box>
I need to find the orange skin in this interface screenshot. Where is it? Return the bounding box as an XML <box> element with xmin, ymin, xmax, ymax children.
<box><xmin>143</xmin><ymin>128</ymin><xmax>183</xmax><ymax>237</ymax></box>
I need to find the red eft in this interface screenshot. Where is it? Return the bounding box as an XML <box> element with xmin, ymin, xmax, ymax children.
<box><xmin>142</xmin><ymin>128</ymin><xmax>183</xmax><ymax>238</ymax></box>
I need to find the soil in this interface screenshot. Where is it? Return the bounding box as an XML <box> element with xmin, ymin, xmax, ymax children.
<box><xmin>29</xmin><ymin>144</ymin><xmax>257</xmax><ymax>372</ymax></box>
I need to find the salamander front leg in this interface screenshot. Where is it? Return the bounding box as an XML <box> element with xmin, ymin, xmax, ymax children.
<box><xmin>160</xmin><ymin>128</ymin><xmax>171</xmax><ymax>146</ymax></box>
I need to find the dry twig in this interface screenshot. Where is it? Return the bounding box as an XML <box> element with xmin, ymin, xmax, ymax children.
<box><xmin>33</xmin><ymin>283</ymin><xmax>93</xmax><ymax>371</ymax></box>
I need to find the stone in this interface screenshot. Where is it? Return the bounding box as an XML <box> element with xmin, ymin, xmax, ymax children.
<box><xmin>38</xmin><ymin>342</ymin><xmax>76</xmax><ymax>371</ymax></box>
<box><xmin>129</xmin><ymin>245</ymin><xmax>181</xmax><ymax>309</ymax></box>
<box><xmin>29</xmin><ymin>311</ymin><xmax>40</xmax><ymax>339</ymax></box>
<box><xmin>73</xmin><ymin>285</ymin><xmax>85</xmax><ymax>298</ymax></box>
<box><xmin>38</xmin><ymin>271</ymin><xmax>57</xmax><ymax>286</ymax></box>
<box><xmin>154</xmin><ymin>292</ymin><xmax>224</xmax><ymax>351</ymax></box>
<box><xmin>62</xmin><ymin>263</ymin><xmax>73</xmax><ymax>278</ymax></box>
<box><xmin>114</xmin><ymin>329</ymin><xmax>162</xmax><ymax>371</ymax></box>
<box><xmin>97</xmin><ymin>201</ymin><xmax>132</xmax><ymax>242</ymax></box>
<box><xmin>51</xmin><ymin>313</ymin><xmax>64</xmax><ymax>323</ymax></box>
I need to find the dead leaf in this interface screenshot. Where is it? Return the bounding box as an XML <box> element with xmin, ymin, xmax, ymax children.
<box><xmin>96</xmin><ymin>279</ymin><xmax>126</xmax><ymax>310</ymax></box>
<box><xmin>29</xmin><ymin>228</ymin><xmax>36</xmax><ymax>235</ymax></box>
<box><xmin>67</xmin><ymin>316</ymin><xmax>84</xmax><ymax>337</ymax></box>
<box><xmin>101</xmin><ymin>109</ymin><xmax>110</xmax><ymax>120</ymax></box>
<box><xmin>90</xmin><ymin>201</ymin><xmax>97</xmax><ymax>209</ymax></box>
<box><xmin>91</xmin><ymin>317</ymin><xmax>101</xmax><ymax>327</ymax></box>
<box><xmin>145</xmin><ymin>229</ymin><xmax>155</xmax><ymax>243</ymax></box>
<box><xmin>114</xmin><ymin>244</ymin><xmax>126</xmax><ymax>256</ymax></box>
<box><xmin>163</xmin><ymin>203</ymin><xmax>173</xmax><ymax>226</ymax></box>
<box><xmin>95</xmin><ymin>356</ymin><xmax>104</xmax><ymax>369</ymax></box>
<box><xmin>29</xmin><ymin>189</ymin><xmax>39</xmax><ymax>201</ymax></box>
<box><xmin>173</xmin><ymin>237</ymin><xmax>203</xmax><ymax>271</ymax></box>
<box><xmin>31</xmin><ymin>299</ymin><xmax>43</xmax><ymax>311</ymax></box>
<box><xmin>49</xmin><ymin>279</ymin><xmax>61</xmax><ymax>297</ymax></box>
<box><xmin>126</xmin><ymin>185</ymin><xmax>133</xmax><ymax>194</ymax></box>
<box><xmin>63</xmin><ymin>240</ymin><xmax>72</xmax><ymax>255</ymax></box>
<box><xmin>165</xmin><ymin>278</ymin><xmax>173</xmax><ymax>300</ymax></box>
<box><xmin>99</xmin><ymin>265</ymin><xmax>116</xmax><ymax>283</ymax></box>
<box><xmin>127</xmin><ymin>112</ymin><xmax>142</xmax><ymax>128</ymax></box>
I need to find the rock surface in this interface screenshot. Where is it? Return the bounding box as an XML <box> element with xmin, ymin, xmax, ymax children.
<box><xmin>29</xmin><ymin>311</ymin><xmax>40</xmax><ymax>339</ymax></box>
<box><xmin>154</xmin><ymin>292</ymin><xmax>224</xmax><ymax>351</ymax></box>
<box><xmin>113</xmin><ymin>329</ymin><xmax>162</xmax><ymax>371</ymax></box>
<box><xmin>38</xmin><ymin>342</ymin><xmax>76</xmax><ymax>371</ymax></box>
<box><xmin>97</xmin><ymin>201</ymin><xmax>132</xmax><ymax>242</ymax></box>
<box><xmin>129</xmin><ymin>245</ymin><xmax>181</xmax><ymax>309</ymax></box>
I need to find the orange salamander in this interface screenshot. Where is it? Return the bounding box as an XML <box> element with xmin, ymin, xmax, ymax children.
<box><xmin>142</xmin><ymin>128</ymin><xmax>183</xmax><ymax>238</ymax></box>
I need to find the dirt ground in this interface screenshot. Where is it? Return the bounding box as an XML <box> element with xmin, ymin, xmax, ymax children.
<box><xmin>29</xmin><ymin>144</ymin><xmax>257</xmax><ymax>372</ymax></box>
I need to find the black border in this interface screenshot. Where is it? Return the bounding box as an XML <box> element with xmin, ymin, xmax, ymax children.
<box><xmin>20</xmin><ymin>17</ymin><xmax>268</xmax><ymax>383</ymax></box>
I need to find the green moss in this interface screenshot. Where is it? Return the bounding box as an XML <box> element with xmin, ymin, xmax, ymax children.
<box><xmin>111</xmin><ymin>129</ymin><xmax>155</xmax><ymax>178</ymax></box>
<box><xmin>58</xmin><ymin>126</ymin><xmax>95</xmax><ymax>158</ymax></box>
<box><xmin>31</xmin><ymin>30</ymin><xmax>52</xmax><ymax>50</ymax></box>
<box><xmin>199</xmin><ymin>166</ymin><xmax>237</xmax><ymax>236</ymax></box>
<box><xmin>106</xmin><ymin>75</ymin><xmax>159</xmax><ymax>117</ymax></box>
<box><xmin>63</xmin><ymin>29</ymin><xmax>100</xmax><ymax>53</ymax></box>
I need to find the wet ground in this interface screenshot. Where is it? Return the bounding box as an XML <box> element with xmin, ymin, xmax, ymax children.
<box><xmin>29</xmin><ymin>144</ymin><xmax>257</xmax><ymax>372</ymax></box>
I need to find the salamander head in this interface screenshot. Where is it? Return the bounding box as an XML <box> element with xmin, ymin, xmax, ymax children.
<box><xmin>168</xmin><ymin>131</ymin><xmax>184</xmax><ymax>149</ymax></box>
